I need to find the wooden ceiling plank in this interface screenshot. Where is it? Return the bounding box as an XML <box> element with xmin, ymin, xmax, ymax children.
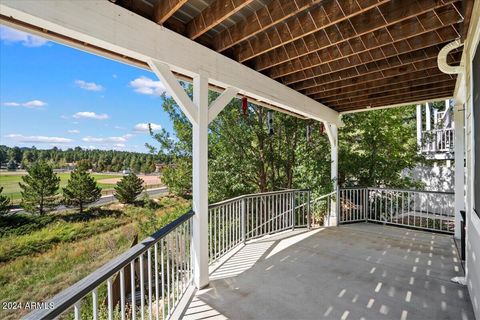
<box><xmin>212</xmin><ymin>0</ymin><xmax>323</xmax><ymax>52</ymax></box>
<box><xmin>317</xmin><ymin>74</ymin><xmax>454</xmax><ymax>102</ymax></box>
<box><xmin>333</xmin><ymin>89</ymin><xmax>455</xmax><ymax>112</ymax></box>
<box><xmin>323</xmin><ymin>80</ymin><xmax>457</xmax><ymax>106</ymax></box>
<box><xmin>154</xmin><ymin>0</ymin><xmax>189</xmax><ymax>25</ymax></box>
<box><xmin>277</xmin><ymin>24</ymin><xmax>459</xmax><ymax>84</ymax></box>
<box><xmin>300</xmin><ymin>52</ymin><xmax>462</xmax><ymax>95</ymax></box>
<box><xmin>233</xmin><ymin>0</ymin><xmax>388</xmax><ymax>62</ymax></box>
<box><xmin>186</xmin><ymin>0</ymin><xmax>256</xmax><ymax>40</ymax></box>
<box><xmin>293</xmin><ymin>46</ymin><xmax>449</xmax><ymax>92</ymax></box>
<box><xmin>254</xmin><ymin>1</ymin><xmax>461</xmax><ymax>72</ymax></box>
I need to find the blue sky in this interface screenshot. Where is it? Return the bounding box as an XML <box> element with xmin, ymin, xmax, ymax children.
<box><xmin>0</xmin><ymin>25</ymin><xmax>174</xmax><ymax>153</ymax></box>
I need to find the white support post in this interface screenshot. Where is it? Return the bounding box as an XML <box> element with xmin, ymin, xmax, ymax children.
<box><xmin>453</xmin><ymin>104</ymin><xmax>465</xmax><ymax>239</ymax></box>
<box><xmin>426</xmin><ymin>102</ymin><xmax>431</xmax><ymax>131</ymax></box>
<box><xmin>192</xmin><ymin>71</ymin><xmax>210</xmax><ymax>289</ymax></box>
<box><xmin>416</xmin><ymin>104</ymin><xmax>423</xmax><ymax>150</ymax></box>
<box><xmin>149</xmin><ymin>61</ymin><xmax>237</xmax><ymax>289</ymax></box>
<box><xmin>325</xmin><ymin>122</ymin><xmax>339</xmax><ymax>227</ymax></box>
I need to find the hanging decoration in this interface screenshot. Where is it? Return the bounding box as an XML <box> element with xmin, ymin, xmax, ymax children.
<box><xmin>306</xmin><ymin>124</ymin><xmax>311</xmax><ymax>142</ymax></box>
<box><xmin>267</xmin><ymin>110</ymin><xmax>274</xmax><ymax>136</ymax></box>
<box><xmin>319</xmin><ymin>122</ymin><xmax>325</xmax><ymax>135</ymax></box>
<box><xmin>241</xmin><ymin>97</ymin><xmax>248</xmax><ymax>117</ymax></box>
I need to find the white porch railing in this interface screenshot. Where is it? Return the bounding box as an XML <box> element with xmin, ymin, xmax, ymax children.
<box><xmin>421</xmin><ymin>128</ymin><xmax>454</xmax><ymax>152</ymax></box>
<box><xmin>339</xmin><ymin>187</ymin><xmax>455</xmax><ymax>233</ymax></box>
<box><xmin>24</xmin><ymin>211</ymin><xmax>194</xmax><ymax>320</ymax></box>
<box><xmin>208</xmin><ymin>189</ymin><xmax>311</xmax><ymax>264</ymax></box>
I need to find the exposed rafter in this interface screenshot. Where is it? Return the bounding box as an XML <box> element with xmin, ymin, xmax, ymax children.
<box><xmin>313</xmin><ymin>72</ymin><xmax>453</xmax><ymax>101</ymax></box>
<box><xmin>271</xmin><ymin>22</ymin><xmax>460</xmax><ymax>84</ymax></box>
<box><xmin>295</xmin><ymin>51</ymin><xmax>462</xmax><ymax>94</ymax></box>
<box><xmin>211</xmin><ymin>0</ymin><xmax>326</xmax><ymax>52</ymax></box>
<box><xmin>234</xmin><ymin>0</ymin><xmax>390</xmax><ymax>62</ymax></box>
<box><xmin>334</xmin><ymin>90</ymin><xmax>454</xmax><ymax>112</ymax></box>
<box><xmin>187</xmin><ymin>0</ymin><xmax>255</xmax><ymax>40</ymax></box>
<box><xmin>154</xmin><ymin>0</ymin><xmax>188</xmax><ymax>25</ymax></box>
<box><xmin>254</xmin><ymin>1</ymin><xmax>461</xmax><ymax>72</ymax></box>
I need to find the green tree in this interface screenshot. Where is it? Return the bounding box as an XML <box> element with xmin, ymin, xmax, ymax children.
<box><xmin>339</xmin><ymin>105</ymin><xmax>424</xmax><ymax>188</ymax></box>
<box><xmin>0</xmin><ymin>187</ymin><xmax>11</xmax><ymax>215</ymax></box>
<box><xmin>114</xmin><ymin>173</ymin><xmax>144</xmax><ymax>204</ymax></box>
<box><xmin>63</xmin><ymin>169</ymin><xmax>102</xmax><ymax>213</ymax></box>
<box><xmin>19</xmin><ymin>162</ymin><xmax>60</xmax><ymax>215</ymax></box>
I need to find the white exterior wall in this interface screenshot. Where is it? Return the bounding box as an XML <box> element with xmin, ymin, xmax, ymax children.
<box><xmin>457</xmin><ymin>2</ymin><xmax>480</xmax><ymax>317</ymax></box>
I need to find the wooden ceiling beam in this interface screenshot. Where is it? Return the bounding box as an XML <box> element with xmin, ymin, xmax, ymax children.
<box><xmin>256</xmin><ymin>2</ymin><xmax>462</xmax><ymax>73</ymax></box>
<box><xmin>316</xmin><ymin>74</ymin><xmax>454</xmax><ymax>102</ymax></box>
<box><xmin>212</xmin><ymin>0</ymin><xmax>345</xmax><ymax>52</ymax></box>
<box><xmin>271</xmin><ymin>22</ymin><xmax>460</xmax><ymax>83</ymax></box>
<box><xmin>154</xmin><ymin>0</ymin><xmax>188</xmax><ymax>24</ymax></box>
<box><xmin>322</xmin><ymin>80</ymin><xmax>457</xmax><ymax>106</ymax></box>
<box><xmin>333</xmin><ymin>90</ymin><xmax>455</xmax><ymax>112</ymax></box>
<box><xmin>235</xmin><ymin>0</ymin><xmax>460</xmax><ymax>63</ymax></box>
<box><xmin>301</xmin><ymin>52</ymin><xmax>462</xmax><ymax>95</ymax></box>
<box><xmin>311</xmin><ymin>67</ymin><xmax>448</xmax><ymax>100</ymax></box>
<box><xmin>233</xmin><ymin>0</ymin><xmax>389</xmax><ymax>62</ymax></box>
<box><xmin>294</xmin><ymin>46</ymin><xmax>450</xmax><ymax>92</ymax></box>
<box><xmin>186</xmin><ymin>0</ymin><xmax>256</xmax><ymax>40</ymax></box>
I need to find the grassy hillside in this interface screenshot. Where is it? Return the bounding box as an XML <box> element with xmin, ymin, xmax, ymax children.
<box><xmin>0</xmin><ymin>195</ymin><xmax>190</xmax><ymax>320</ymax></box>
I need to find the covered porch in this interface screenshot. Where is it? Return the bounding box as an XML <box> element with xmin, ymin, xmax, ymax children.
<box><xmin>2</xmin><ymin>0</ymin><xmax>479</xmax><ymax>319</ymax></box>
<box><xmin>182</xmin><ymin>223</ymin><xmax>473</xmax><ymax>320</ymax></box>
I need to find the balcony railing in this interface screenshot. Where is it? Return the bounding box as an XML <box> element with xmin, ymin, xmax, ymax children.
<box><xmin>25</xmin><ymin>211</ymin><xmax>194</xmax><ymax>320</ymax></box>
<box><xmin>339</xmin><ymin>187</ymin><xmax>455</xmax><ymax>233</ymax></box>
<box><xmin>421</xmin><ymin>128</ymin><xmax>454</xmax><ymax>153</ymax></box>
<box><xmin>208</xmin><ymin>189</ymin><xmax>311</xmax><ymax>264</ymax></box>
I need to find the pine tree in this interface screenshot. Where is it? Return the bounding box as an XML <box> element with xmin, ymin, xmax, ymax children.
<box><xmin>114</xmin><ymin>173</ymin><xmax>144</xmax><ymax>204</ymax></box>
<box><xmin>63</xmin><ymin>168</ymin><xmax>102</xmax><ymax>213</ymax></box>
<box><xmin>19</xmin><ymin>162</ymin><xmax>60</xmax><ymax>215</ymax></box>
<box><xmin>0</xmin><ymin>187</ymin><xmax>11</xmax><ymax>216</ymax></box>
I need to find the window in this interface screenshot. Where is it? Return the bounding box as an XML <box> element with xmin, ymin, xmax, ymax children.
<box><xmin>474</xmin><ymin>43</ymin><xmax>479</xmax><ymax>219</ymax></box>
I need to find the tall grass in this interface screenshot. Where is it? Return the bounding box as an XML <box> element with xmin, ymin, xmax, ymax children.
<box><xmin>0</xmin><ymin>196</ymin><xmax>190</xmax><ymax>320</ymax></box>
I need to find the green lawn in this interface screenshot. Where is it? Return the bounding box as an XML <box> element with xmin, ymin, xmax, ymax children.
<box><xmin>0</xmin><ymin>172</ymin><xmax>123</xmax><ymax>201</ymax></box>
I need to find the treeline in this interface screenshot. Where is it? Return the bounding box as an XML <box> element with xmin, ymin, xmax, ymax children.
<box><xmin>0</xmin><ymin>145</ymin><xmax>157</xmax><ymax>173</ymax></box>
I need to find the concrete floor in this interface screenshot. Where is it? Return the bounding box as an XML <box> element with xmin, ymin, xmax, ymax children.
<box><xmin>181</xmin><ymin>223</ymin><xmax>475</xmax><ymax>320</ymax></box>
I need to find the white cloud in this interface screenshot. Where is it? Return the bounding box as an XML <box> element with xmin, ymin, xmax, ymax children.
<box><xmin>130</xmin><ymin>76</ymin><xmax>167</xmax><ymax>96</ymax></box>
<box><xmin>133</xmin><ymin>122</ymin><xmax>162</xmax><ymax>133</ymax></box>
<box><xmin>73</xmin><ymin>111</ymin><xmax>109</xmax><ymax>120</ymax></box>
<box><xmin>74</xmin><ymin>80</ymin><xmax>104</xmax><ymax>91</ymax></box>
<box><xmin>0</xmin><ymin>25</ymin><xmax>49</xmax><ymax>47</ymax></box>
<box><xmin>2</xmin><ymin>100</ymin><xmax>46</xmax><ymax>108</ymax></box>
<box><xmin>6</xmin><ymin>134</ymin><xmax>72</xmax><ymax>144</ymax></box>
<box><xmin>113</xmin><ymin>143</ymin><xmax>126</xmax><ymax>148</ymax></box>
<box><xmin>68</xmin><ymin>129</ymin><xmax>80</xmax><ymax>134</ymax></box>
<box><xmin>82</xmin><ymin>134</ymin><xmax>132</xmax><ymax>143</ymax></box>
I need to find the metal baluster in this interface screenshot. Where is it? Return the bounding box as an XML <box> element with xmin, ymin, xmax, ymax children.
<box><xmin>73</xmin><ymin>300</ymin><xmax>81</xmax><ymax>320</ymax></box>
<box><xmin>131</xmin><ymin>260</ymin><xmax>136</xmax><ymax>320</ymax></box>
<box><xmin>166</xmin><ymin>235</ymin><xmax>170</xmax><ymax>318</ymax></box>
<box><xmin>140</xmin><ymin>254</ymin><xmax>145</xmax><ymax>320</ymax></box>
<box><xmin>147</xmin><ymin>249</ymin><xmax>152</xmax><ymax>320</ymax></box>
<box><xmin>92</xmin><ymin>287</ymin><xmax>98</xmax><ymax>320</ymax></box>
<box><xmin>154</xmin><ymin>243</ymin><xmax>159</xmax><ymax>320</ymax></box>
<box><xmin>107</xmin><ymin>277</ymin><xmax>113</xmax><ymax>320</ymax></box>
<box><xmin>120</xmin><ymin>268</ymin><xmax>126</xmax><ymax>320</ymax></box>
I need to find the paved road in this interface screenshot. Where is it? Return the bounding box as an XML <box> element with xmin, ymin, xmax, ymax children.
<box><xmin>9</xmin><ymin>187</ymin><xmax>169</xmax><ymax>214</ymax></box>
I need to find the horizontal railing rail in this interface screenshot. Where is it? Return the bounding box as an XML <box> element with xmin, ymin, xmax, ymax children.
<box><xmin>338</xmin><ymin>187</ymin><xmax>455</xmax><ymax>233</ymax></box>
<box><xmin>24</xmin><ymin>211</ymin><xmax>194</xmax><ymax>320</ymax></box>
<box><xmin>208</xmin><ymin>189</ymin><xmax>311</xmax><ymax>264</ymax></box>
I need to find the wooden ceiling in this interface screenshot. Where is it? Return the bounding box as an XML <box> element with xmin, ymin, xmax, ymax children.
<box><xmin>115</xmin><ymin>0</ymin><xmax>474</xmax><ymax>112</ymax></box>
